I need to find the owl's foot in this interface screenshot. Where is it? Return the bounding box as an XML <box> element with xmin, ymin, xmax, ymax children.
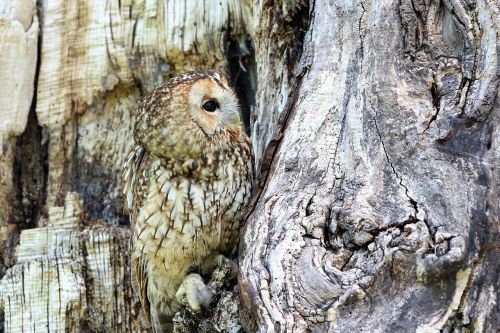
<box><xmin>200</xmin><ymin>254</ymin><xmax>238</xmax><ymax>278</ymax></box>
<box><xmin>175</xmin><ymin>273</ymin><xmax>212</xmax><ymax>312</ymax></box>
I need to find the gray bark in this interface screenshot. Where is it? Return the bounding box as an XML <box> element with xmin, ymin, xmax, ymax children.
<box><xmin>240</xmin><ymin>0</ymin><xmax>499</xmax><ymax>332</ymax></box>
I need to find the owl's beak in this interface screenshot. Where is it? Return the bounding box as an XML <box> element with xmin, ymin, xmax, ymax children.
<box><xmin>221</xmin><ymin>109</ymin><xmax>241</xmax><ymax>127</ymax></box>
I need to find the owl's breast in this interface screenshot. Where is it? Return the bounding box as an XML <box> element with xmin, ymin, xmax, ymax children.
<box><xmin>132</xmin><ymin>156</ymin><xmax>251</xmax><ymax>268</ymax></box>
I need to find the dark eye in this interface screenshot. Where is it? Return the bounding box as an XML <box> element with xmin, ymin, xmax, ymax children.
<box><xmin>202</xmin><ymin>100</ymin><xmax>218</xmax><ymax>112</ymax></box>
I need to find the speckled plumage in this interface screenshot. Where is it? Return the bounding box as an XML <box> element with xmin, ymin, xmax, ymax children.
<box><xmin>122</xmin><ymin>71</ymin><xmax>253</xmax><ymax>332</ymax></box>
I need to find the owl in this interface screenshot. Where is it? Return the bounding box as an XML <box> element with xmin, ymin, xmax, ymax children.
<box><xmin>122</xmin><ymin>71</ymin><xmax>254</xmax><ymax>332</ymax></box>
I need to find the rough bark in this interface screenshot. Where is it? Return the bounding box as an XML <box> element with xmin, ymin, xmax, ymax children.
<box><xmin>0</xmin><ymin>193</ymin><xmax>137</xmax><ymax>332</ymax></box>
<box><xmin>240</xmin><ymin>0</ymin><xmax>499</xmax><ymax>332</ymax></box>
<box><xmin>0</xmin><ymin>0</ymin><xmax>39</xmax><ymax>276</ymax></box>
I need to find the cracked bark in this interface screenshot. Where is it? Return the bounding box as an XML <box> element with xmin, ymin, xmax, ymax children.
<box><xmin>240</xmin><ymin>0</ymin><xmax>499</xmax><ymax>332</ymax></box>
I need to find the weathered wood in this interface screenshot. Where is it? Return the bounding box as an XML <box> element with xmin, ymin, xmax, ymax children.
<box><xmin>240</xmin><ymin>0</ymin><xmax>499</xmax><ymax>332</ymax></box>
<box><xmin>0</xmin><ymin>0</ymin><xmax>37</xmax><ymax>140</ymax></box>
<box><xmin>0</xmin><ymin>193</ymin><xmax>138</xmax><ymax>332</ymax></box>
<box><xmin>0</xmin><ymin>0</ymin><xmax>38</xmax><ymax>277</ymax></box>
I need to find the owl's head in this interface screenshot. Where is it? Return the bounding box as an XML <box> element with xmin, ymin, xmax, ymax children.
<box><xmin>134</xmin><ymin>71</ymin><xmax>243</xmax><ymax>160</ymax></box>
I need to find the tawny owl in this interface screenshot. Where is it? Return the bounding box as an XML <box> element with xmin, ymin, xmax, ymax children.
<box><xmin>122</xmin><ymin>71</ymin><xmax>253</xmax><ymax>332</ymax></box>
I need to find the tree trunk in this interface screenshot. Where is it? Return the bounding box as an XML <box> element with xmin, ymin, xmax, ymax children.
<box><xmin>0</xmin><ymin>0</ymin><xmax>498</xmax><ymax>332</ymax></box>
<box><xmin>240</xmin><ymin>0</ymin><xmax>499</xmax><ymax>332</ymax></box>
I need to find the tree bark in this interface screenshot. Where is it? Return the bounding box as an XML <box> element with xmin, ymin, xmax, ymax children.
<box><xmin>0</xmin><ymin>0</ymin><xmax>498</xmax><ymax>332</ymax></box>
<box><xmin>240</xmin><ymin>0</ymin><xmax>499</xmax><ymax>332</ymax></box>
<box><xmin>0</xmin><ymin>0</ymin><xmax>39</xmax><ymax>276</ymax></box>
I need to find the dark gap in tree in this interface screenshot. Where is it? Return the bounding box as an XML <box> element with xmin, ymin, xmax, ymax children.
<box><xmin>228</xmin><ymin>37</ymin><xmax>257</xmax><ymax>135</ymax></box>
<box><xmin>280</xmin><ymin>1</ymin><xmax>311</xmax><ymax>81</ymax></box>
<box><xmin>12</xmin><ymin>0</ymin><xmax>47</xmax><ymax>228</ymax></box>
<box><xmin>4</xmin><ymin>0</ymin><xmax>48</xmax><ymax>276</ymax></box>
<box><xmin>486</xmin><ymin>136</ymin><xmax>492</xmax><ymax>150</ymax></box>
<box><xmin>13</xmin><ymin>109</ymin><xmax>47</xmax><ymax>227</ymax></box>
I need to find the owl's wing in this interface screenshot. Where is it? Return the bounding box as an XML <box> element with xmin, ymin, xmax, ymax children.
<box><xmin>123</xmin><ymin>145</ymin><xmax>152</xmax><ymax>326</ymax></box>
<box><xmin>123</xmin><ymin>145</ymin><xmax>146</xmax><ymax>213</ymax></box>
<box><xmin>131</xmin><ymin>254</ymin><xmax>152</xmax><ymax>327</ymax></box>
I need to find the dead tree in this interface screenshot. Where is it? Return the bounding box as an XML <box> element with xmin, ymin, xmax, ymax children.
<box><xmin>240</xmin><ymin>0</ymin><xmax>499</xmax><ymax>332</ymax></box>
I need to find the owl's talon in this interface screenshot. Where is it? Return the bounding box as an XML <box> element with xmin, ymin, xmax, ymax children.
<box><xmin>200</xmin><ymin>254</ymin><xmax>238</xmax><ymax>278</ymax></box>
<box><xmin>217</xmin><ymin>255</ymin><xmax>238</xmax><ymax>278</ymax></box>
<box><xmin>175</xmin><ymin>273</ymin><xmax>212</xmax><ymax>312</ymax></box>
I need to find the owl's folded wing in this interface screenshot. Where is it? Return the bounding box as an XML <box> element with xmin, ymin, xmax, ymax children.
<box><xmin>131</xmin><ymin>254</ymin><xmax>152</xmax><ymax>327</ymax></box>
<box><xmin>123</xmin><ymin>145</ymin><xmax>146</xmax><ymax>213</ymax></box>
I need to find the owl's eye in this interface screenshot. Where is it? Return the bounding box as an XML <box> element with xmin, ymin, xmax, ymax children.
<box><xmin>202</xmin><ymin>100</ymin><xmax>218</xmax><ymax>112</ymax></box>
